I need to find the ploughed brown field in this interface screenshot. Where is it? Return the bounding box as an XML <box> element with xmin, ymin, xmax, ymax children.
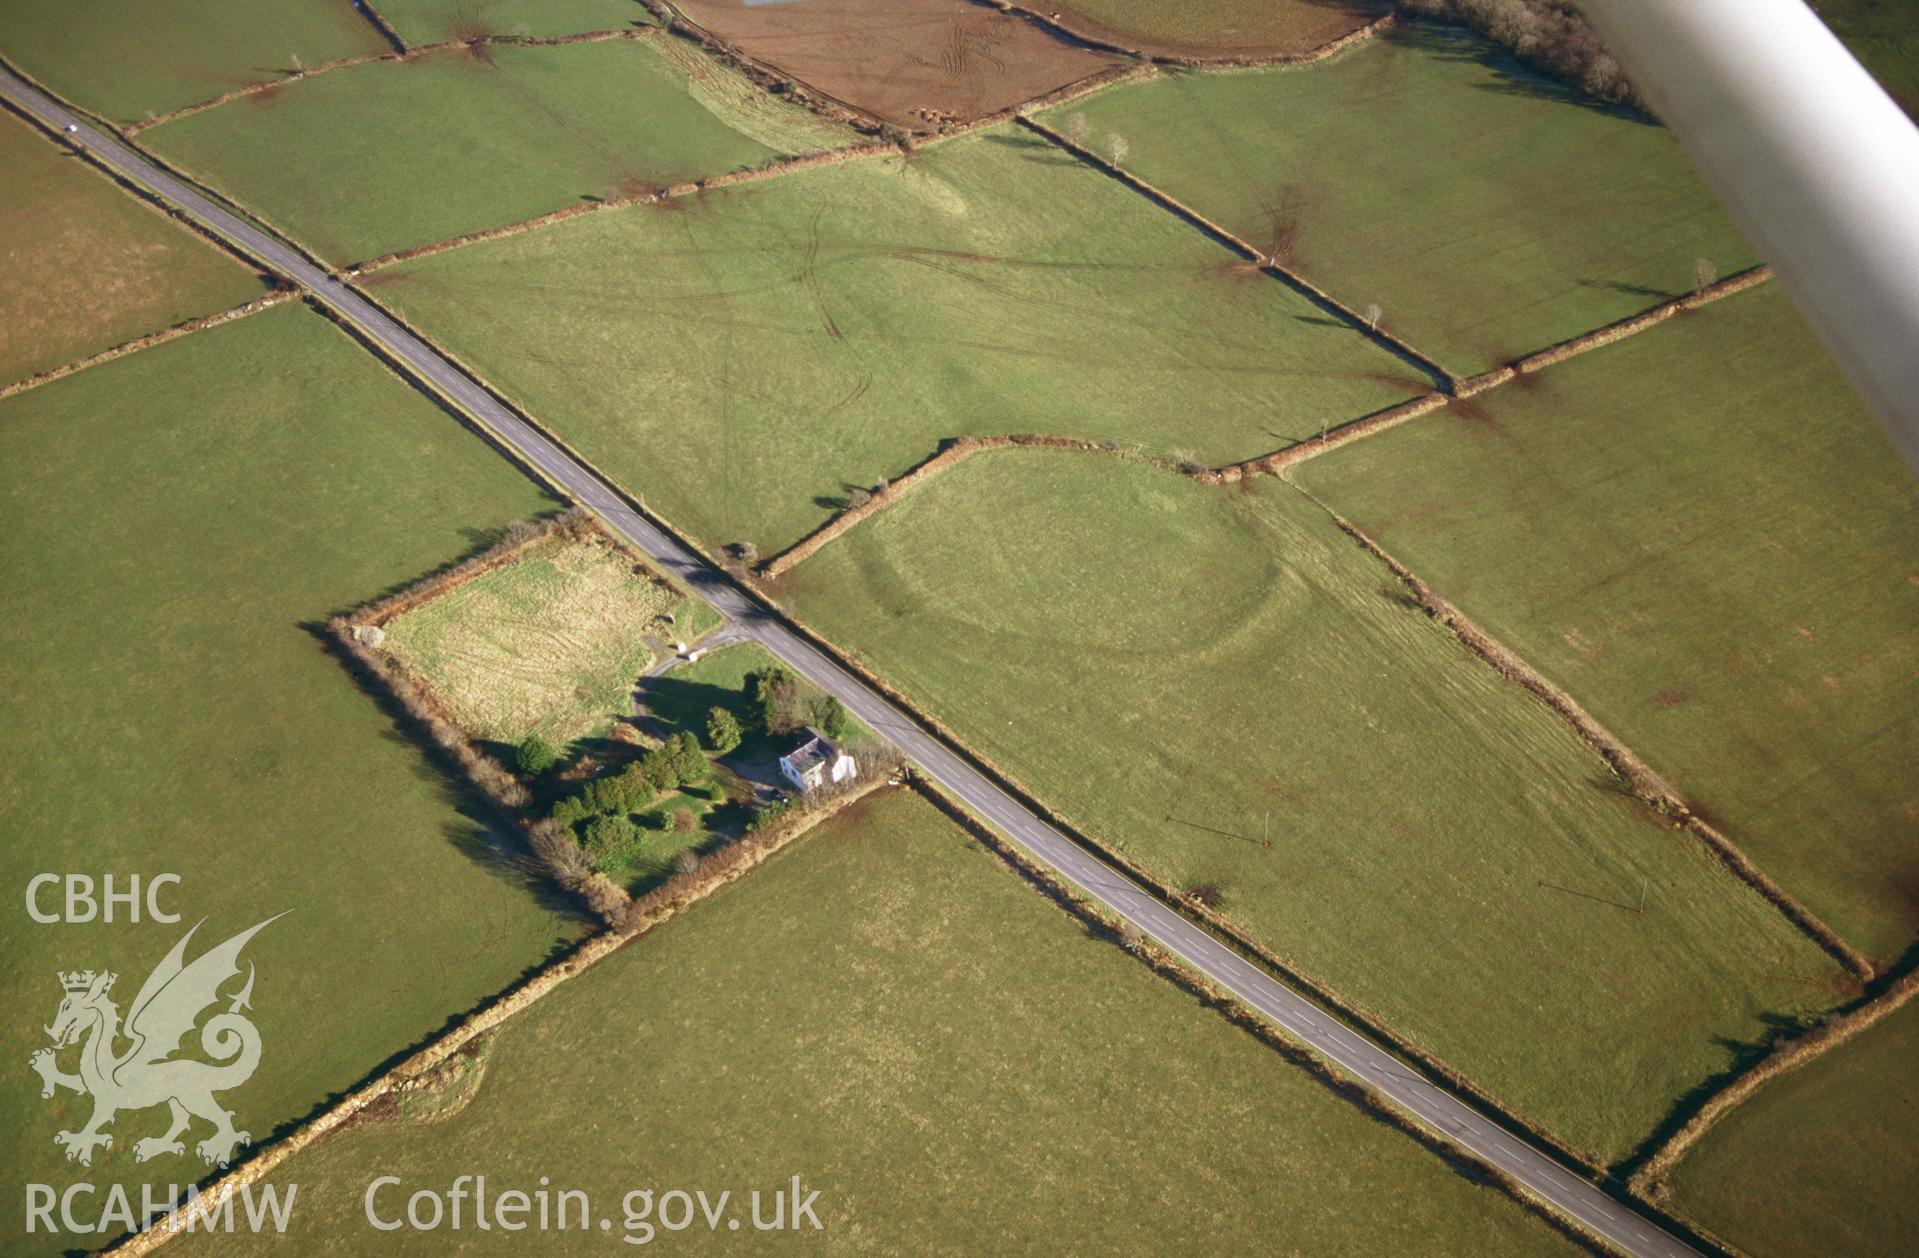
<box><xmin>670</xmin><ymin>0</ymin><xmax>1122</xmax><ymax>128</ymax></box>
<box><xmin>1046</xmin><ymin>0</ymin><xmax>1387</xmax><ymax>59</ymax></box>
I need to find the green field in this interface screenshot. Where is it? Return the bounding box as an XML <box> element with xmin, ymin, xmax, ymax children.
<box><xmin>1043</xmin><ymin>22</ymin><xmax>1756</xmax><ymax>378</ymax></box>
<box><xmin>177</xmin><ymin>788</ymin><xmax>1582</xmax><ymax>1256</ymax></box>
<box><xmin>0</xmin><ymin>304</ymin><xmax>583</xmax><ymax>1252</ymax></box>
<box><xmin>0</xmin><ymin>0</ymin><xmax>389</xmax><ymax>123</ymax></box>
<box><xmin>375</xmin><ymin>126</ymin><xmax>1425</xmax><ymax>556</ymax></box>
<box><xmin>0</xmin><ymin>110</ymin><xmax>262</xmax><ymax>387</ymax></box>
<box><xmin>1814</xmin><ymin>0</ymin><xmax>1919</xmax><ymax>115</ymax></box>
<box><xmin>785</xmin><ymin>446</ymin><xmax>1845</xmax><ymax>1163</ymax></box>
<box><xmin>1298</xmin><ymin>286</ymin><xmax>1919</xmax><ymax>965</ymax></box>
<box><xmin>141</xmin><ymin>36</ymin><xmax>855</xmax><ymax>264</ymax></box>
<box><xmin>376</xmin><ymin>0</ymin><xmax>652</xmax><ymax>46</ymax></box>
<box><xmin>1668</xmin><ymin>996</ymin><xmax>1919</xmax><ymax>1258</ymax></box>
<box><xmin>380</xmin><ymin>532</ymin><xmax>683</xmax><ymax>746</ymax></box>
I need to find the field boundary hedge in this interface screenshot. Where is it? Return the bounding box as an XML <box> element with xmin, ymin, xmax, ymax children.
<box><xmin>1017</xmin><ymin>113</ymin><xmax>1455</xmax><ymax>391</ymax></box>
<box><xmin>760</xmin><ymin>433</ymin><xmax>1168</xmax><ymax>576</ymax></box>
<box><xmin>1629</xmin><ymin>965</ymin><xmax>1919</xmax><ymax>1200</ymax></box>
<box><xmin>0</xmin><ymin>289</ymin><xmax>295</xmax><ymax>400</ymax></box>
<box><xmin>348</xmin><ymin>138</ymin><xmax>900</xmax><ymax>273</ymax></box>
<box><xmin>353</xmin><ymin>0</ymin><xmax>410</xmax><ymax>56</ymax></box>
<box><xmin>987</xmin><ymin>2</ymin><xmax>1397</xmax><ymax>69</ymax></box>
<box><xmin>124</xmin><ymin>27</ymin><xmax>660</xmax><ymax>134</ymax></box>
<box><xmin>1212</xmin><ymin>392</ymin><xmax>1452</xmax><ymax>479</ymax></box>
<box><xmin>1213</xmin><ymin>267</ymin><xmax>1775</xmax><ymax>477</ymax></box>
<box><xmin>909</xmin><ymin>775</ymin><xmax>1619</xmax><ymax>1257</ymax></box>
<box><xmin>333</xmin><ymin>507</ymin><xmax>646</xmax><ymax>924</ymax></box>
<box><xmin>104</xmin><ymin>779</ymin><xmax>888</xmax><ymax>1256</ymax></box>
<box><xmin>1297</xmin><ymin>489</ymin><xmax>1876</xmax><ymax>982</ymax></box>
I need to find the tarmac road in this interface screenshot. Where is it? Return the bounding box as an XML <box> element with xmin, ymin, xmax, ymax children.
<box><xmin>0</xmin><ymin>66</ymin><xmax>1705</xmax><ymax>1258</ymax></box>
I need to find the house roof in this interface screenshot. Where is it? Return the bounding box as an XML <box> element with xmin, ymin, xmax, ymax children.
<box><xmin>780</xmin><ymin>727</ymin><xmax>845</xmax><ymax>773</ymax></box>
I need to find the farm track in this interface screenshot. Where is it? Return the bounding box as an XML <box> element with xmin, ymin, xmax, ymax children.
<box><xmin>1</xmin><ymin>63</ymin><xmax>1714</xmax><ymax>1258</ymax></box>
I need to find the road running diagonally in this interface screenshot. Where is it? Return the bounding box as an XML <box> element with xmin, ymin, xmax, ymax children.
<box><xmin>0</xmin><ymin>66</ymin><xmax>1705</xmax><ymax>1258</ymax></box>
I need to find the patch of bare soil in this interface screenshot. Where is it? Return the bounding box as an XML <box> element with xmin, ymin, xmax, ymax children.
<box><xmin>671</xmin><ymin>0</ymin><xmax>1122</xmax><ymax>129</ymax></box>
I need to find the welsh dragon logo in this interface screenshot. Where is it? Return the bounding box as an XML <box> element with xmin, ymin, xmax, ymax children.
<box><xmin>29</xmin><ymin>915</ymin><xmax>284</xmax><ymax>1169</ymax></box>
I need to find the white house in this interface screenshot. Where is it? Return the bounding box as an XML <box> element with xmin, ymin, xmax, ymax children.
<box><xmin>778</xmin><ymin>728</ymin><xmax>857</xmax><ymax>793</ymax></box>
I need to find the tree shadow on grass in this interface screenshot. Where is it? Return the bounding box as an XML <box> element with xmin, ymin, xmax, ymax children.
<box><xmin>304</xmin><ymin>620</ymin><xmax>592</xmax><ymax>925</ymax></box>
<box><xmin>979</xmin><ymin>127</ymin><xmax>1085</xmax><ymax>167</ymax></box>
<box><xmin>1578</xmin><ymin>277</ymin><xmax>1681</xmax><ymax>302</ymax></box>
<box><xmin>1611</xmin><ymin>1009</ymin><xmax>1826</xmax><ymax>1181</ymax></box>
<box><xmin>644</xmin><ymin>672</ymin><xmax>754</xmax><ymax>735</ymax></box>
<box><xmin>1390</xmin><ymin>19</ymin><xmax>1656</xmax><ymax>126</ymax></box>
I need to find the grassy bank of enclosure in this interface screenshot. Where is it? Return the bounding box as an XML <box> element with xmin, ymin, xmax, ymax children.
<box><xmin>0</xmin><ymin>0</ymin><xmax>390</xmax><ymax>123</ymax></box>
<box><xmin>176</xmin><ymin>789</ymin><xmax>1583</xmax><ymax>1256</ymax></box>
<box><xmin>0</xmin><ymin>304</ymin><xmax>583</xmax><ymax>1254</ymax></box>
<box><xmin>379</xmin><ymin>531</ymin><xmax>684</xmax><ymax>746</ymax></box>
<box><xmin>1666</xmin><ymin>993</ymin><xmax>1919</xmax><ymax>1258</ymax></box>
<box><xmin>375</xmin><ymin>126</ymin><xmax>1424</xmax><ymax>556</ymax></box>
<box><xmin>1042</xmin><ymin>22</ymin><xmax>1755</xmax><ymax>378</ymax></box>
<box><xmin>1297</xmin><ymin>286</ymin><xmax>1919</xmax><ymax>966</ymax></box>
<box><xmin>140</xmin><ymin>36</ymin><xmax>855</xmax><ymax>264</ymax></box>
<box><xmin>1047</xmin><ymin>0</ymin><xmax>1385</xmax><ymax>57</ymax></box>
<box><xmin>376</xmin><ymin>0</ymin><xmax>653</xmax><ymax>46</ymax></box>
<box><xmin>783</xmin><ymin>447</ymin><xmax>1845</xmax><ymax>1164</ymax></box>
<box><xmin>0</xmin><ymin>110</ymin><xmax>263</xmax><ymax>388</ymax></box>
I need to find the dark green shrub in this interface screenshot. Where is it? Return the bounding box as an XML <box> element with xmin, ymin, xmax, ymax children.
<box><xmin>667</xmin><ymin>731</ymin><xmax>708</xmax><ymax>784</ymax></box>
<box><xmin>749</xmin><ymin>666</ymin><xmax>803</xmax><ymax>735</ymax></box>
<box><xmin>706</xmin><ymin>706</ymin><xmax>742</xmax><ymax>754</ymax></box>
<box><xmin>811</xmin><ymin>696</ymin><xmax>849</xmax><ymax>741</ymax></box>
<box><xmin>614</xmin><ymin>765</ymin><xmax>655</xmax><ymax>812</ymax></box>
<box><xmin>583</xmin><ymin>815</ymin><xmax>642</xmax><ymax>873</ymax></box>
<box><xmin>516</xmin><ymin>734</ymin><xmax>559</xmax><ymax>776</ymax></box>
<box><xmin>582</xmin><ymin>775</ymin><xmax>627</xmax><ymax>817</ymax></box>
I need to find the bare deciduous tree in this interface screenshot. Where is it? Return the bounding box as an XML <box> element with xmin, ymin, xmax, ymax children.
<box><xmin>1109</xmin><ymin>133</ymin><xmax>1130</xmax><ymax>165</ymax></box>
<box><xmin>1363</xmin><ymin>302</ymin><xmax>1383</xmax><ymax>331</ymax></box>
<box><xmin>1694</xmin><ymin>256</ymin><xmax>1718</xmax><ymax>292</ymax></box>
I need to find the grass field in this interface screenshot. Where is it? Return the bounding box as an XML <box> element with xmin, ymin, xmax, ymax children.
<box><xmin>1042</xmin><ymin>22</ymin><xmax>1756</xmax><ymax>378</ymax></box>
<box><xmin>177</xmin><ymin>788</ymin><xmax>1583</xmax><ymax>1256</ymax></box>
<box><xmin>1667</xmin><ymin>995</ymin><xmax>1919</xmax><ymax>1258</ymax></box>
<box><xmin>1814</xmin><ymin>0</ymin><xmax>1919</xmax><ymax>116</ymax></box>
<box><xmin>374</xmin><ymin>126</ymin><xmax>1425</xmax><ymax>556</ymax></box>
<box><xmin>1050</xmin><ymin>0</ymin><xmax>1385</xmax><ymax>56</ymax></box>
<box><xmin>140</xmin><ymin>36</ymin><xmax>856</xmax><ymax>264</ymax></box>
<box><xmin>0</xmin><ymin>304</ymin><xmax>583</xmax><ymax>1253</ymax></box>
<box><xmin>0</xmin><ymin>0</ymin><xmax>389</xmax><ymax>123</ymax></box>
<box><xmin>380</xmin><ymin>532</ymin><xmax>683</xmax><ymax>746</ymax></box>
<box><xmin>0</xmin><ymin>110</ymin><xmax>263</xmax><ymax>387</ymax></box>
<box><xmin>784</xmin><ymin>447</ymin><xmax>1846</xmax><ymax>1163</ymax></box>
<box><xmin>1297</xmin><ymin>286</ymin><xmax>1919</xmax><ymax>966</ymax></box>
<box><xmin>376</xmin><ymin>0</ymin><xmax>653</xmax><ymax>46</ymax></box>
